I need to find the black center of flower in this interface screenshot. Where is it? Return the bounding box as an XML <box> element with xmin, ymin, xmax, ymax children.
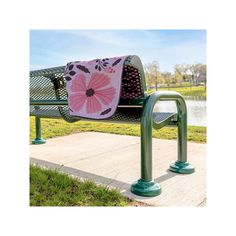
<box><xmin>86</xmin><ymin>88</ymin><xmax>95</xmax><ymax>97</ymax></box>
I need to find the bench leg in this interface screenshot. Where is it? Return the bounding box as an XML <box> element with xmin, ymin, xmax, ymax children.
<box><xmin>32</xmin><ymin>117</ymin><xmax>46</xmax><ymax>145</ymax></box>
<box><xmin>130</xmin><ymin>127</ymin><xmax>161</xmax><ymax>197</ymax></box>
<box><xmin>131</xmin><ymin>105</ymin><xmax>161</xmax><ymax>197</ymax></box>
<box><xmin>131</xmin><ymin>91</ymin><xmax>195</xmax><ymax>196</ymax></box>
<box><xmin>169</xmin><ymin>100</ymin><xmax>195</xmax><ymax>174</ymax></box>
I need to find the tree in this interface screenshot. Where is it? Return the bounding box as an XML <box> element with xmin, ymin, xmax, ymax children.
<box><xmin>173</xmin><ymin>70</ymin><xmax>183</xmax><ymax>84</ymax></box>
<box><xmin>174</xmin><ymin>64</ymin><xmax>189</xmax><ymax>82</ymax></box>
<box><xmin>174</xmin><ymin>63</ymin><xmax>206</xmax><ymax>86</ymax></box>
<box><xmin>144</xmin><ymin>61</ymin><xmax>161</xmax><ymax>90</ymax></box>
<box><xmin>189</xmin><ymin>64</ymin><xmax>207</xmax><ymax>86</ymax></box>
<box><xmin>161</xmin><ymin>72</ymin><xmax>172</xmax><ymax>88</ymax></box>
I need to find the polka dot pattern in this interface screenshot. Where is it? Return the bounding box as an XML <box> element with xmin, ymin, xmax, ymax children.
<box><xmin>121</xmin><ymin>65</ymin><xmax>144</xmax><ymax>99</ymax></box>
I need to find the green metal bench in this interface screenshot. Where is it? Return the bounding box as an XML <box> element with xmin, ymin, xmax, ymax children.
<box><xmin>30</xmin><ymin>55</ymin><xmax>194</xmax><ymax>197</ymax></box>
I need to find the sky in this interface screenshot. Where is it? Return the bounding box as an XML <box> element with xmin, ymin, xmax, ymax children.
<box><xmin>30</xmin><ymin>30</ymin><xmax>206</xmax><ymax>72</ymax></box>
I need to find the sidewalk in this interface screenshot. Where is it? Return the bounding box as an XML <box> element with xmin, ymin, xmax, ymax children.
<box><xmin>30</xmin><ymin>132</ymin><xmax>206</xmax><ymax>206</ymax></box>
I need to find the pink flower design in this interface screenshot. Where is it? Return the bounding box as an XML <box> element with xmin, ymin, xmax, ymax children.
<box><xmin>104</xmin><ymin>67</ymin><xmax>115</xmax><ymax>73</ymax></box>
<box><xmin>69</xmin><ymin>72</ymin><xmax>116</xmax><ymax>114</ymax></box>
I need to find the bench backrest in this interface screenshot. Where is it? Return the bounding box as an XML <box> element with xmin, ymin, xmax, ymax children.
<box><xmin>30</xmin><ymin>55</ymin><xmax>147</xmax><ymax>122</ymax></box>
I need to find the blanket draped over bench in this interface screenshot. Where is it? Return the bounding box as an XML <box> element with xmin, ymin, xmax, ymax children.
<box><xmin>65</xmin><ymin>56</ymin><xmax>127</xmax><ymax>119</ymax></box>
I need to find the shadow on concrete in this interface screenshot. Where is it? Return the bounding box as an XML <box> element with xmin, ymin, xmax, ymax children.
<box><xmin>154</xmin><ymin>171</ymin><xmax>178</xmax><ymax>183</ymax></box>
<box><xmin>30</xmin><ymin>157</ymin><xmax>178</xmax><ymax>201</ymax></box>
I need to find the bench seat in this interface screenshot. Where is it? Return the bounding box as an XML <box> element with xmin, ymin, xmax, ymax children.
<box><xmin>30</xmin><ymin>104</ymin><xmax>177</xmax><ymax>127</ymax></box>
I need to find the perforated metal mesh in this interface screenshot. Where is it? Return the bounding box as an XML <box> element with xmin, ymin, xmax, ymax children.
<box><xmin>30</xmin><ymin>106</ymin><xmax>61</xmax><ymax>118</ymax></box>
<box><xmin>109</xmin><ymin>107</ymin><xmax>142</xmax><ymax>123</ymax></box>
<box><xmin>121</xmin><ymin>65</ymin><xmax>144</xmax><ymax>99</ymax></box>
<box><xmin>30</xmin><ymin>66</ymin><xmax>78</xmax><ymax>122</ymax></box>
<box><xmin>30</xmin><ymin>66</ymin><xmax>65</xmax><ymax>77</ymax></box>
<box><xmin>30</xmin><ymin>73</ymin><xmax>60</xmax><ymax>118</ymax></box>
<box><xmin>153</xmin><ymin>112</ymin><xmax>176</xmax><ymax>124</ymax></box>
<box><xmin>80</xmin><ymin>110</ymin><xmax>176</xmax><ymax>124</ymax></box>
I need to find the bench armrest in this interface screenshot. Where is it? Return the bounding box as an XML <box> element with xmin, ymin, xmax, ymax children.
<box><xmin>142</xmin><ymin>90</ymin><xmax>187</xmax><ymax>122</ymax></box>
<box><xmin>140</xmin><ymin>91</ymin><xmax>188</xmax><ymax>180</ymax></box>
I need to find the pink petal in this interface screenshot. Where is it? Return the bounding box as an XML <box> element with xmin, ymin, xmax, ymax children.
<box><xmin>95</xmin><ymin>87</ymin><xmax>116</xmax><ymax>105</ymax></box>
<box><xmin>86</xmin><ymin>96</ymin><xmax>102</xmax><ymax>114</ymax></box>
<box><xmin>71</xmin><ymin>74</ymin><xmax>87</xmax><ymax>92</ymax></box>
<box><xmin>88</xmin><ymin>72</ymin><xmax>111</xmax><ymax>90</ymax></box>
<box><xmin>69</xmin><ymin>93</ymin><xmax>87</xmax><ymax>112</ymax></box>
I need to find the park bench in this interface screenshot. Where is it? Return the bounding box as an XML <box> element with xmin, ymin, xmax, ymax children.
<box><xmin>30</xmin><ymin>55</ymin><xmax>194</xmax><ymax>197</ymax></box>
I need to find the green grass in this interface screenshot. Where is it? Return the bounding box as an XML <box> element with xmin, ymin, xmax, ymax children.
<box><xmin>30</xmin><ymin>164</ymin><xmax>132</xmax><ymax>206</ymax></box>
<box><xmin>148</xmin><ymin>86</ymin><xmax>206</xmax><ymax>99</ymax></box>
<box><xmin>30</xmin><ymin>117</ymin><xmax>206</xmax><ymax>143</ymax></box>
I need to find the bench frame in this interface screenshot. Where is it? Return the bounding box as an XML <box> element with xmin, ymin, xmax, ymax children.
<box><xmin>30</xmin><ymin>90</ymin><xmax>194</xmax><ymax>197</ymax></box>
<box><xmin>131</xmin><ymin>91</ymin><xmax>194</xmax><ymax>196</ymax></box>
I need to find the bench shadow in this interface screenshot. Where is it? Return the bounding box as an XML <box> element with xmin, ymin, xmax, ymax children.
<box><xmin>30</xmin><ymin>157</ymin><xmax>178</xmax><ymax>201</ymax></box>
<box><xmin>154</xmin><ymin>171</ymin><xmax>178</xmax><ymax>183</ymax></box>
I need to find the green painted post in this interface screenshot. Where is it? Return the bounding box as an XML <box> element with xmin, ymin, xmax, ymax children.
<box><xmin>177</xmin><ymin>99</ymin><xmax>188</xmax><ymax>162</ymax></box>
<box><xmin>131</xmin><ymin>92</ymin><xmax>162</xmax><ymax>197</ymax></box>
<box><xmin>169</xmin><ymin>99</ymin><xmax>195</xmax><ymax>174</ymax></box>
<box><xmin>32</xmin><ymin>116</ymin><xmax>46</xmax><ymax>144</ymax></box>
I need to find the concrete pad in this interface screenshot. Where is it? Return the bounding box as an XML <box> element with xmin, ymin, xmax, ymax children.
<box><xmin>30</xmin><ymin>132</ymin><xmax>206</xmax><ymax>206</ymax></box>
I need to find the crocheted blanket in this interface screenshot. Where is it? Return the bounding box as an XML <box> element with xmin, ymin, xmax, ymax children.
<box><xmin>65</xmin><ymin>56</ymin><xmax>127</xmax><ymax>119</ymax></box>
